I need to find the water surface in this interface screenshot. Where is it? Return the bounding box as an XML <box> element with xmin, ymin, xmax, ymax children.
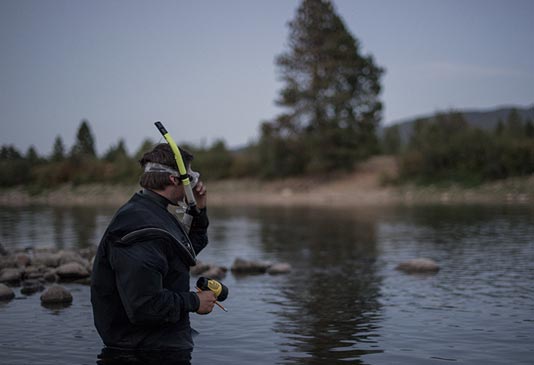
<box><xmin>1</xmin><ymin>204</ymin><xmax>533</xmax><ymax>364</ymax></box>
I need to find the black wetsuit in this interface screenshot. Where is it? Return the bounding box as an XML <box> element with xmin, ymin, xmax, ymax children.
<box><xmin>91</xmin><ymin>189</ymin><xmax>209</xmax><ymax>360</ymax></box>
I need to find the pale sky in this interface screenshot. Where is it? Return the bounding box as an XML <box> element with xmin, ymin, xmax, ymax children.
<box><xmin>1</xmin><ymin>0</ymin><xmax>533</xmax><ymax>156</ymax></box>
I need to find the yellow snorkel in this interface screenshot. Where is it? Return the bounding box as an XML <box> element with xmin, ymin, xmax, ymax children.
<box><xmin>154</xmin><ymin>121</ymin><xmax>198</xmax><ymax>233</ymax></box>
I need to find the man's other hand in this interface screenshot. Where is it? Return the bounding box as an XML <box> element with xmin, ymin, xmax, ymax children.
<box><xmin>196</xmin><ymin>290</ymin><xmax>216</xmax><ymax>314</ymax></box>
<box><xmin>194</xmin><ymin>181</ymin><xmax>207</xmax><ymax>209</ymax></box>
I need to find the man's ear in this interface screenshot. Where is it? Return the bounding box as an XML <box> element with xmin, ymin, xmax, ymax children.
<box><xmin>169</xmin><ymin>175</ymin><xmax>180</xmax><ymax>186</ymax></box>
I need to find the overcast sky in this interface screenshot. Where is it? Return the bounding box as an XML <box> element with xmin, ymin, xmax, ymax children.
<box><xmin>1</xmin><ymin>0</ymin><xmax>533</xmax><ymax>156</ymax></box>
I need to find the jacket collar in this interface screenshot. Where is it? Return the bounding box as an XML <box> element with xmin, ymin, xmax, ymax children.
<box><xmin>139</xmin><ymin>188</ymin><xmax>174</xmax><ymax>209</ymax></box>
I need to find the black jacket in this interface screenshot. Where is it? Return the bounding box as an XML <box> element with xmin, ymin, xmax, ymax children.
<box><xmin>91</xmin><ymin>189</ymin><xmax>209</xmax><ymax>351</ymax></box>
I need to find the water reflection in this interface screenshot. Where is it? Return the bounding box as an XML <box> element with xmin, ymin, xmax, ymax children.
<box><xmin>0</xmin><ymin>205</ymin><xmax>115</xmax><ymax>249</ymax></box>
<box><xmin>70</xmin><ymin>207</ymin><xmax>98</xmax><ymax>249</ymax></box>
<box><xmin>256</xmin><ymin>207</ymin><xmax>384</xmax><ymax>364</ymax></box>
<box><xmin>52</xmin><ymin>208</ymin><xmax>66</xmax><ymax>250</ymax></box>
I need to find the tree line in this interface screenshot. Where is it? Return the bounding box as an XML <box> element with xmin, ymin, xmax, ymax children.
<box><xmin>382</xmin><ymin>109</ymin><xmax>534</xmax><ymax>185</ymax></box>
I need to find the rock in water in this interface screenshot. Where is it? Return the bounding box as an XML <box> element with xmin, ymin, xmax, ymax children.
<box><xmin>0</xmin><ymin>283</ymin><xmax>15</xmax><ymax>301</ymax></box>
<box><xmin>40</xmin><ymin>285</ymin><xmax>73</xmax><ymax>305</ymax></box>
<box><xmin>0</xmin><ymin>268</ymin><xmax>23</xmax><ymax>284</ymax></box>
<box><xmin>57</xmin><ymin>250</ymin><xmax>89</xmax><ymax>267</ymax></box>
<box><xmin>190</xmin><ymin>261</ymin><xmax>211</xmax><ymax>276</ymax></box>
<box><xmin>231</xmin><ymin>258</ymin><xmax>272</xmax><ymax>274</ymax></box>
<box><xmin>56</xmin><ymin>262</ymin><xmax>90</xmax><ymax>279</ymax></box>
<box><xmin>0</xmin><ymin>242</ymin><xmax>8</xmax><ymax>256</ymax></box>
<box><xmin>267</xmin><ymin>263</ymin><xmax>292</xmax><ymax>275</ymax></box>
<box><xmin>21</xmin><ymin>279</ymin><xmax>45</xmax><ymax>295</ymax></box>
<box><xmin>43</xmin><ymin>270</ymin><xmax>59</xmax><ymax>283</ymax></box>
<box><xmin>396</xmin><ymin>258</ymin><xmax>440</xmax><ymax>274</ymax></box>
<box><xmin>202</xmin><ymin>266</ymin><xmax>227</xmax><ymax>280</ymax></box>
<box><xmin>32</xmin><ymin>252</ymin><xmax>60</xmax><ymax>268</ymax></box>
<box><xmin>15</xmin><ymin>253</ymin><xmax>31</xmax><ymax>267</ymax></box>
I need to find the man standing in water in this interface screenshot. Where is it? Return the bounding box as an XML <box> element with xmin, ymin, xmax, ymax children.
<box><xmin>91</xmin><ymin>143</ymin><xmax>216</xmax><ymax>364</ymax></box>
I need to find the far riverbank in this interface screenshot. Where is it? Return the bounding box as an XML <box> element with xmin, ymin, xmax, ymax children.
<box><xmin>1</xmin><ymin>157</ymin><xmax>532</xmax><ymax>207</ymax></box>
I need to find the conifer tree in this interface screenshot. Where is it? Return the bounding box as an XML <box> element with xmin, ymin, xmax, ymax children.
<box><xmin>261</xmin><ymin>0</ymin><xmax>383</xmax><ymax>175</ymax></box>
<box><xmin>25</xmin><ymin>146</ymin><xmax>40</xmax><ymax>165</ymax></box>
<box><xmin>71</xmin><ymin>119</ymin><xmax>96</xmax><ymax>158</ymax></box>
<box><xmin>51</xmin><ymin>135</ymin><xmax>65</xmax><ymax>162</ymax></box>
<box><xmin>104</xmin><ymin>139</ymin><xmax>128</xmax><ymax>162</ymax></box>
<box><xmin>505</xmin><ymin>109</ymin><xmax>523</xmax><ymax>138</ymax></box>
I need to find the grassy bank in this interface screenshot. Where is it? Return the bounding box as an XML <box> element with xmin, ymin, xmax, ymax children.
<box><xmin>1</xmin><ymin>157</ymin><xmax>532</xmax><ymax>207</ymax></box>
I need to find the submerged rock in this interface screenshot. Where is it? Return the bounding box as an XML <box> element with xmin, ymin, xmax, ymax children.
<box><xmin>56</xmin><ymin>262</ymin><xmax>90</xmax><ymax>279</ymax></box>
<box><xmin>40</xmin><ymin>285</ymin><xmax>73</xmax><ymax>305</ymax></box>
<box><xmin>57</xmin><ymin>250</ymin><xmax>89</xmax><ymax>268</ymax></box>
<box><xmin>15</xmin><ymin>253</ymin><xmax>31</xmax><ymax>268</ymax></box>
<box><xmin>396</xmin><ymin>258</ymin><xmax>440</xmax><ymax>274</ymax></box>
<box><xmin>0</xmin><ymin>283</ymin><xmax>15</xmax><ymax>301</ymax></box>
<box><xmin>0</xmin><ymin>242</ymin><xmax>8</xmax><ymax>256</ymax></box>
<box><xmin>21</xmin><ymin>279</ymin><xmax>45</xmax><ymax>295</ymax></box>
<box><xmin>266</xmin><ymin>263</ymin><xmax>292</xmax><ymax>275</ymax></box>
<box><xmin>24</xmin><ymin>265</ymin><xmax>47</xmax><ymax>280</ymax></box>
<box><xmin>191</xmin><ymin>261</ymin><xmax>227</xmax><ymax>280</ymax></box>
<box><xmin>202</xmin><ymin>266</ymin><xmax>227</xmax><ymax>280</ymax></box>
<box><xmin>32</xmin><ymin>252</ymin><xmax>61</xmax><ymax>268</ymax></box>
<box><xmin>0</xmin><ymin>268</ymin><xmax>23</xmax><ymax>284</ymax></box>
<box><xmin>231</xmin><ymin>258</ymin><xmax>272</xmax><ymax>274</ymax></box>
<box><xmin>0</xmin><ymin>257</ymin><xmax>17</xmax><ymax>270</ymax></box>
<box><xmin>190</xmin><ymin>261</ymin><xmax>211</xmax><ymax>276</ymax></box>
<box><xmin>43</xmin><ymin>270</ymin><xmax>59</xmax><ymax>283</ymax></box>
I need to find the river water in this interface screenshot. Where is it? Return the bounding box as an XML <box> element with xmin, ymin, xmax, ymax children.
<box><xmin>0</xmin><ymin>204</ymin><xmax>533</xmax><ymax>364</ymax></box>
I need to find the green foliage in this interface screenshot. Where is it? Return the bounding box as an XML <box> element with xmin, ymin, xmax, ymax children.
<box><xmin>229</xmin><ymin>145</ymin><xmax>261</xmax><ymax>178</ymax></box>
<box><xmin>399</xmin><ymin>111</ymin><xmax>534</xmax><ymax>184</ymax></box>
<box><xmin>71</xmin><ymin>119</ymin><xmax>96</xmax><ymax>158</ymax></box>
<box><xmin>25</xmin><ymin>146</ymin><xmax>41</xmax><ymax>165</ymax></box>
<box><xmin>259</xmin><ymin>0</ymin><xmax>384</xmax><ymax>177</ymax></box>
<box><xmin>381</xmin><ymin>125</ymin><xmax>401</xmax><ymax>154</ymax></box>
<box><xmin>0</xmin><ymin>145</ymin><xmax>31</xmax><ymax>186</ymax></box>
<box><xmin>134</xmin><ymin>138</ymin><xmax>156</xmax><ymax>161</ymax></box>
<box><xmin>504</xmin><ymin>109</ymin><xmax>523</xmax><ymax>138</ymax></box>
<box><xmin>51</xmin><ymin>135</ymin><xmax>65</xmax><ymax>162</ymax></box>
<box><xmin>104</xmin><ymin>139</ymin><xmax>128</xmax><ymax>162</ymax></box>
<box><xmin>184</xmin><ymin>140</ymin><xmax>234</xmax><ymax>180</ymax></box>
<box><xmin>525</xmin><ymin>119</ymin><xmax>534</xmax><ymax>138</ymax></box>
<box><xmin>1</xmin><ymin>145</ymin><xmax>23</xmax><ymax>160</ymax></box>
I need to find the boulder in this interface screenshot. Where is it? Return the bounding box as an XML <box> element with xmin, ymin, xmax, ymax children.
<box><xmin>57</xmin><ymin>250</ymin><xmax>89</xmax><ymax>267</ymax></box>
<box><xmin>231</xmin><ymin>258</ymin><xmax>272</xmax><ymax>274</ymax></box>
<box><xmin>190</xmin><ymin>261</ymin><xmax>211</xmax><ymax>276</ymax></box>
<box><xmin>56</xmin><ymin>262</ymin><xmax>90</xmax><ymax>279</ymax></box>
<box><xmin>202</xmin><ymin>266</ymin><xmax>227</xmax><ymax>280</ymax></box>
<box><xmin>24</xmin><ymin>265</ymin><xmax>47</xmax><ymax>279</ymax></box>
<box><xmin>0</xmin><ymin>268</ymin><xmax>23</xmax><ymax>284</ymax></box>
<box><xmin>43</xmin><ymin>270</ymin><xmax>59</xmax><ymax>283</ymax></box>
<box><xmin>21</xmin><ymin>279</ymin><xmax>45</xmax><ymax>295</ymax></box>
<box><xmin>15</xmin><ymin>253</ymin><xmax>31</xmax><ymax>267</ymax></box>
<box><xmin>396</xmin><ymin>258</ymin><xmax>440</xmax><ymax>274</ymax></box>
<box><xmin>79</xmin><ymin>247</ymin><xmax>97</xmax><ymax>260</ymax></box>
<box><xmin>32</xmin><ymin>252</ymin><xmax>60</xmax><ymax>268</ymax></box>
<box><xmin>0</xmin><ymin>242</ymin><xmax>8</xmax><ymax>256</ymax></box>
<box><xmin>0</xmin><ymin>283</ymin><xmax>15</xmax><ymax>301</ymax></box>
<box><xmin>0</xmin><ymin>256</ymin><xmax>17</xmax><ymax>270</ymax></box>
<box><xmin>266</xmin><ymin>263</ymin><xmax>292</xmax><ymax>275</ymax></box>
<box><xmin>40</xmin><ymin>285</ymin><xmax>73</xmax><ymax>305</ymax></box>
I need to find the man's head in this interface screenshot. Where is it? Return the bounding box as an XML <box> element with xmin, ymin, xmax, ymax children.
<box><xmin>138</xmin><ymin>143</ymin><xmax>193</xmax><ymax>192</ymax></box>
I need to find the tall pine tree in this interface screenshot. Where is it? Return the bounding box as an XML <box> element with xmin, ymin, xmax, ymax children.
<box><xmin>51</xmin><ymin>135</ymin><xmax>65</xmax><ymax>162</ymax></box>
<box><xmin>71</xmin><ymin>119</ymin><xmax>96</xmax><ymax>158</ymax></box>
<box><xmin>261</xmin><ymin>0</ymin><xmax>383</xmax><ymax>175</ymax></box>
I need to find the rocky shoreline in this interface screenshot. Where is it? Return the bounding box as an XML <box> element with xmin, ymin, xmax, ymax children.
<box><xmin>0</xmin><ymin>243</ymin><xmax>292</xmax><ymax>306</ymax></box>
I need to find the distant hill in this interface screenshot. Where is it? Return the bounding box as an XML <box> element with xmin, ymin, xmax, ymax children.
<box><xmin>382</xmin><ymin>104</ymin><xmax>534</xmax><ymax>143</ymax></box>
